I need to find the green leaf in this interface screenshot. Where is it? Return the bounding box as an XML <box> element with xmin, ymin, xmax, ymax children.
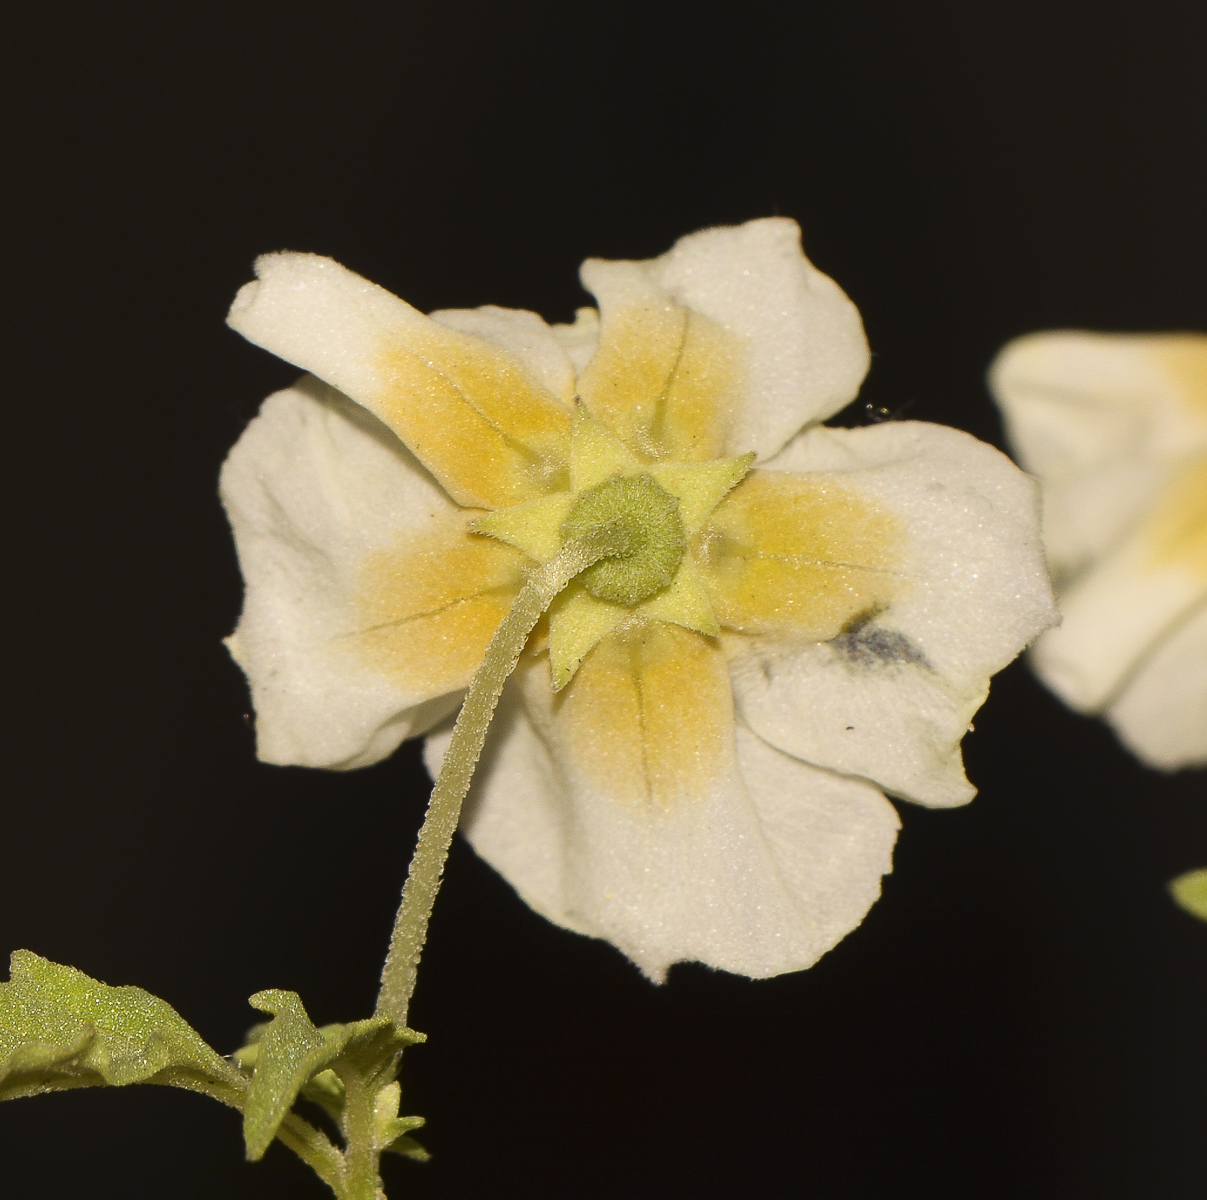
<box><xmin>241</xmin><ymin>991</ymin><xmax>328</xmax><ymax>1162</ymax></box>
<box><xmin>240</xmin><ymin>990</ymin><xmax>422</xmax><ymax>1162</ymax></box>
<box><xmin>1170</xmin><ymin>868</ymin><xmax>1207</xmax><ymax>921</ymax></box>
<box><xmin>372</xmin><ymin>1079</ymin><xmax>427</xmax><ymax>1160</ymax></box>
<box><xmin>384</xmin><ymin>1133</ymin><xmax>430</xmax><ymax>1162</ymax></box>
<box><xmin>0</xmin><ymin>950</ymin><xmax>240</xmax><ymax>1102</ymax></box>
<box><xmin>301</xmin><ymin>1066</ymin><xmax>346</xmax><ymax>1112</ymax></box>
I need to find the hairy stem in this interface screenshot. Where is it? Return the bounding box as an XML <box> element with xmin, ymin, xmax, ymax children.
<box><xmin>376</xmin><ymin>526</ymin><xmax>629</xmax><ymax>1026</ymax></box>
<box><xmin>178</xmin><ymin>1075</ymin><xmax>346</xmax><ymax>1194</ymax></box>
<box><xmin>335</xmin><ymin>1066</ymin><xmax>383</xmax><ymax>1200</ymax></box>
<box><xmin>277</xmin><ymin>1112</ymin><xmax>347</xmax><ymax>1195</ymax></box>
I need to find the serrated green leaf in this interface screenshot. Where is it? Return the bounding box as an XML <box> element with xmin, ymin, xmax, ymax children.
<box><xmin>1170</xmin><ymin>868</ymin><xmax>1207</xmax><ymax>921</ymax></box>
<box><xmin>241</xmin><ymin>990</ymin><xmax>422</xmax><ymax>1161</ymax></box>
<box><xmin>241</xmin><ymin>990</ymin><xmax>328</xmax><ymax>1161</ymax></box>
<box><xmin>0</xmin><ymin>951</ymin><xmax>239</xmax><ymax>1102</ymax></box>
<box><xmin>326</xmin><ymin>1018</ymin><xmax>423</xmax><ymax>1086</ymax></box>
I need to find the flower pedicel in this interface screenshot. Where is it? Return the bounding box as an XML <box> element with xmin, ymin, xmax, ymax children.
<box><xmin>222</xmin><ymin>218</ymin><xmax>1056</xmax><ymax>980</ymax></box>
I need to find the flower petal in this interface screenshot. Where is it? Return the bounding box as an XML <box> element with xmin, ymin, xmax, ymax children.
<box><xmin>1107</xmin><ymin>601</ymin><xmax>1207</xmax><ymax>770</ymax></box>
<box><xmin>1029</xmin><ymin>457</ymin><xmax>1207</xmax><ymax>711</ymax></box>
<box><xmin>545</xmin><ymin>621</ymin><xmax>736</xmax><ymax>811</ymax></box>
<box><xmin>424</xmin><ymin>682</ymin><xmax>596</xmax><ymax>940</ymax></box>
<box><xmin>990</xmin><ymin>332</ymin><xmax>1207</xmax><ymax>576</ymax></box>
<box><xmin>429</xmin><ymin>665</ymin><xmax>900</xmax><ymax>980</ymax></box>
<box><xmin>579</xmin><ymin>218</ymin><xmax>869</xmax><ymax>463</ymax></box>
<box><xmin>429</xmin><ymin>304</ymin><xmax>577</xmax><ymax>403</ymax></box>
<box><xmin>221</xmin><ymin>376</ymin><xmax>521</xmax><ymax>769</ymax></box>
<box><xmin>575</xmin><ymin>262</ymin><xmax>738</xmax><ymax>462</ymax></box>
<box><xmin>728</xmin><ymin>636</ymin><xmax>980</xmax><ymax>808</ymax></box>
<box><xmin>227</xmin><ymin>254</ymin><xmax>573</xmax><ymax>509</ymax></box>
<box><xmin>550</xmin><ymin>307</ymin><xmax>601</xmax><ymax>375</ymax></box>
<box><xmin>697</xmin><ymin>467</ymin><xmax>902</xmax><ymax>642</ymax></box>
<box><xmin>356</xmin><ymin>514</ymin><xmax>527</xmax><ymax>697</ymax></box>
<box><xmin>729</xmin><ymin>421</ymin><xmax>1056</xmax><ymax>807</ymax></box>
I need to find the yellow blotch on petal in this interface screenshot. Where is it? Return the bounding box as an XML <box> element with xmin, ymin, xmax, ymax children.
<box><xmin>1142</xmin><ymin>454</ymin><xmax>1207</xmax><ymax>576</ymax></box>
<box><xmin>697</xmin><ymin>470</ymin><xmax>902</xmax><ymax>639</ymax></box>
<box><xmin>374</xmin><ymin>323</ymin><xmax>572</xmax><ymax>510</ymax></box>
<box><xmin>576</xmin><ymin>302</ymin><xmax>738</xmax><ymax>462</ymax></box>
<box><xmin>1151</xmin><ymin>335</ymin><xmax>1207</xmax><ymax>418</ymax></box>
<box><xmin>355</xmin><ymin>515</ymin><xmax>527</xmax><ymax>696</ymax></box>
<box><xmin>555</xmin><ymin>622</ymin><xmax>734</xmax><ymax>810</ymax></box>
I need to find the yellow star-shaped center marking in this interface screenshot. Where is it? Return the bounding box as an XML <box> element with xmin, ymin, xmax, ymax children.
<box><xmin>472</xmin><ymin>404</ymin><xmax>752</xmax><ymax>689</ymax></box>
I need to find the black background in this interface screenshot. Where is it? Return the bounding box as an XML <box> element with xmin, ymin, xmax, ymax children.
<box><xmin>4</xmin><ymin>3</ymin><xmax>1207</xmax><ymax>1197</ymax></box>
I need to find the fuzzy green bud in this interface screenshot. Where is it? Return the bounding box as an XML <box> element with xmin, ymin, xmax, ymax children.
<box><xmin>560</xmin><ymin>474</ymin><xmax>685</xmax><ymax>606</ymax></box>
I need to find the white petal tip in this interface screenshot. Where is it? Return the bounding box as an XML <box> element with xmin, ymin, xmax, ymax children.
<box><xmin>227</xmin><ymin>279</ymin><xmax>260</xmax><ymax>321</ymax></box>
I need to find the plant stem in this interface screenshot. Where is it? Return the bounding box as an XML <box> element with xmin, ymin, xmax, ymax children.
<box><xmin>375</xmin><ymin>526</ymin><xmax>629</xmax><ymax>1026</ymax></box>
<box><xmin>335</xmin><ymin>1066</ymin><xmax>382</xmax><ymax>1200</ymax></box>
<box><xmin>277</xmin><ymin>1113</ymin><xmax>347</xmax><ymax>1195</ymax></box>
<box><xmin>181</xmin><ymin>1075</ymin><xmax>347</xmax><ymax>1195</ymax></box>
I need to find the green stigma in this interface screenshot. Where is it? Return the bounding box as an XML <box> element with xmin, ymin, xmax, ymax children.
<box><xmin>560</xmin><ymin>474</ymin><xmax>685</xmax><ymax>606</ymax></box>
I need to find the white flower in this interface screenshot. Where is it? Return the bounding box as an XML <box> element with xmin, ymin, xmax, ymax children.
<box><xmin>222</xmin><ymin>219</ymin><xmax>1055</xmax><ymax>980</ymax></box>
<box><xmin>992</xmin><ymin>332</ymin><xmax>1207</xmax><ymax>771</ymax></box>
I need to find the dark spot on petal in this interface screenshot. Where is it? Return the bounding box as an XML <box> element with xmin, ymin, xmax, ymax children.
<box><xmin>832</xmin><ymin>611</ymin><xmax>930</xmax><ymax>670</ymax></box>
